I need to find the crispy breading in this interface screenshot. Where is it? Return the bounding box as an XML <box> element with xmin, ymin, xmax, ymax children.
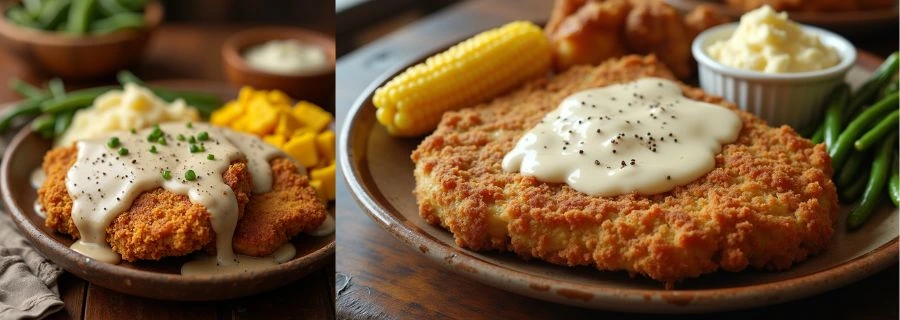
<box><xmin>624</xmin><ymin>0</ymin><xmax>692</xmax><ymax>78</ymax></box>
<box><xmin>683</xmin><ymin>4</ymin><xmax>730</xmax><ymax>40</ymax></box>
<box><xmin>38</xmin><ymin>147</ymin><xmax>322</xmax><ymax>261</ymax></box>
<box><xmin>411</xmin><ymin>55</ymin><xmax>838</xmax><ymax>285</ymax></box>
<box><xmin>232</xmin><ymin>158</ymin><xmax>326</xmax><ymax>256</ymax></box>
<box><xmin>39</xmin><ymin>146</ymin><xmax>252</xmax><ymax>261</ymax></box>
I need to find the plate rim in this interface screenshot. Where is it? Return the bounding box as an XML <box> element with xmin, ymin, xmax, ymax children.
<box><xmin>0</xmin><ymin>81</ymin><xmax>335</xmax><ymax>301</ymax></box>
<box><xmin>338</xmin><ymin>50</ymin><xmax>899</xmax><ymax>312</ymax></box>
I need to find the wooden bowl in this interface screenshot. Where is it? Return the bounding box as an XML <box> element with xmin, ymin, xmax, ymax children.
<box><xmin>0</xmin><ymin>0</ymin><xmax>163</xmax><ymax>79</ymax></box>
<box><xmin>222</xmin><ymin>27</ymin><xmax>335</xmax><ymax>109</ymax></box>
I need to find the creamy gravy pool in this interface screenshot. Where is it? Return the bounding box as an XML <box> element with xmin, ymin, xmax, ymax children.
<box><xmin>64</xmin><ymin>122</ymin><xmax>305</xmax><ymax>274</ymax></box>
<box><xmin>503</xmin><ymin>78</ymin><xmax>741</xmax><ymax>196</ymax></box>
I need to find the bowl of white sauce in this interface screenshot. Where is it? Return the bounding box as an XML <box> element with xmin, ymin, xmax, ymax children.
<box><xmin>222</xmin><ymin>27</ymin><xmax>335</xmax><ymax>109</ymax></box>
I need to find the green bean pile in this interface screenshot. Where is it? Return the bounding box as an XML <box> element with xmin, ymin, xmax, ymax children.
<box><xmin>5</xmin><ymin>0</ymin><xmax>146</xmax><ymax>35</ymax></box>
<box><xmin>806</xmin><ymin>52</ymin><xmax>899</xmax><ymax>230</ymax></box>
<box><xmin>0</xmin><ymin>71</ymin><xmax>223</xmax><ymax>139</ymax></box>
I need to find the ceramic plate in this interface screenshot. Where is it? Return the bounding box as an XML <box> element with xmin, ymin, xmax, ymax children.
<box><xmin>1</xmin><ymin>80</ymin><xmax>335</xmax><ymax>301</ymax></box>
<box><xmin>339</xmin><ymin>50</ymin><xmax>898</xmax><ymax>312</ymax></box>
<box><xmin>665</xmin><ymin>0</ymin><xmax>898</xmax><ymax>37</ymax></box>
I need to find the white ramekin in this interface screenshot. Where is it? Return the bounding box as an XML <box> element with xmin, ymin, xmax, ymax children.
<box><xmin>692</xmin><ymin>23</ymin><xmax>857</xmax><ymax>131</ymax></box>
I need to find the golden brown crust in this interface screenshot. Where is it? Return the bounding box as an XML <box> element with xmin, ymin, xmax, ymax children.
<box><xmin>411</xmin><ymin>55</ymin><xmax>838</xmax><ymax>284</ymax></box>
<box><xmin>232</xmin><ymin>158</ymin><xmax>326</xmax><ymax>256</ymax></box>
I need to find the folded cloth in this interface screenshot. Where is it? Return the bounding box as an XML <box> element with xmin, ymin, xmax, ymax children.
<box><xmin>0</xmin><ymin>212</ymin><xmax>63</xmax><ymax>320</ymax></box>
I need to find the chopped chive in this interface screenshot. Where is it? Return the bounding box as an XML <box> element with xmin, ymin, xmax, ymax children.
<box><xmin>177</xmin><ymin>134</ymin><xmax>186</xmax><ymax>141</ymax></box>
<box><xmin>107</xmin><ymin>137</ymin><xmax>120</xmax><ymax>148</ymax></box>
<box><xmin>162</xmin><ymin>170</ymin><xmax>171</xmax><ymax>180</ymax></box>
<box><xmin>185</xmin><ymin>170</ymin><xmax>196</xmax><ymax>181</ymax></box>
<box><xmin>149</xmin><ymin>146</ymin><xmax>157</xmax><ymax>153</ymax></box>
<box><xmin>207</xmin><ymin>154</ymin><xmax>215</xmax><ymax>160</ymax></box>
<box><xmin>158</xmin><ymin>137</ymin><xmax>167</xmax><ymax>146</ymax></box>
<box><xmin>118</xmin><ymin>147</ymin><xmax>129</xmax><ymax>156</ymax></box>
<box><xmin>187</xmin><ymin>122</ymin><xmax>193</xmax><ymax>129</ymax></box>
<box><xmin>188</xmin><ymin>136</ymin><xmax>196</xmax><ymax>143</ymax></box>
<box><xmin>189</xmin><ymin>144</ymin><xmax>202</xmax><ymax>153</ymax></box>
<box><xmin>197</xmin><ymin>131</ymin><xmax>209</xmax><ymax>141</ymax></box>
<box><xmin>130</xmin><ymin>128</ymin><xmax>136</xmax><ymax>134</ymax></box>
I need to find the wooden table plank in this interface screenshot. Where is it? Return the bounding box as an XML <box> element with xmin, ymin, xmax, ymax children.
<box><xmin>0</xmin><ymin>24</ymin><xmax>335</xmax><ymax>319</ymax></box>
<box><xmin>335</xmin><ymin>0</ymin><xmax>900</xmax><ymax>318</ymax></box>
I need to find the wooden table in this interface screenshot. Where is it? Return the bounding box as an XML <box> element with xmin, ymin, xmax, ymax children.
<box><xmin>0</xmin><ymin>24</ymin><xmax>335</xmax><ymax>320</ymax></box>
<box><xmin>335</xmin><ymin>0</ymin><xmax>900</xmax><ymax>318</ymax></box>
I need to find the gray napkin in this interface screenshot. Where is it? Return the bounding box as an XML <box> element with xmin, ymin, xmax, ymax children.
<box><xmin>0</xmin><ymin>212</ymin><xmax>63</xmax><ymax>320</ymax></box>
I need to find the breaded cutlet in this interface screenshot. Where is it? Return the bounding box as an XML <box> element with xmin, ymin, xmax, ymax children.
<box><xmin>411</xmin><ymin>55</ymin><xmax>838</xmax><ymax>286</ymax></box>
<box><xmin>232</xmin><ymin>158</ymin><xmax>326</xmax><ymax>256</ymax></box>
<box><xmin>39</xmin><ymin>147</ymin><xmax>325</xmax><ymax>261</ymax></box>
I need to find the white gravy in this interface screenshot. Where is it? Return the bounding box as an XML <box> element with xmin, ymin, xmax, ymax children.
<box><xmin>181</xmin><ymin>243</ymin><xmax>297</xmax><ymax>275</ymax></box>
<box><xmin>65</xmin><ymin>122</ymin><xmax>290</xmax><ymax>272</ymax></box>
<box><xmin>502</xmin><ymin>78</ymin><xmax>742</xmax><ymax>196</ymax></box>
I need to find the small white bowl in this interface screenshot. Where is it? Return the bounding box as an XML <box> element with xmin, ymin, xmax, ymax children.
<box><xmin>692</xmin><ymin>23</ymin><xmax>856</xmax><ymax>131</ymax></box>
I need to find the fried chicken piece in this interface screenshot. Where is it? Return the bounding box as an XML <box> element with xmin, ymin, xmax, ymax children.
<box><xmin>548</xmin><ymin>0</ymin><xmax>631</xmax><ymax>71</ymax></box>
<box><xmin>545</xmin><ymin>0</ymin><xmax>589</xmax><ymax>36</ymax></box>
<box><xmin>232</xmin><ymin>158</ymin><xmax>326</xmax><ymax>256</ymax></box>
<box><xmin>411</xmin><ymin>55</ymin><xmax>838</xmax><ymax>285</ymax></box>
<box><xmin>39</xmin><ymin>146</ymin><xmax>252</xmax><ymax>261</ymax></box>
<box><xmin>624</xmin><ymin>0</ymin><xmax>692</xmax><ymax>78</ymax></box>
<box><xmin>683</xmin><ymin>5</ymin><xmax>730</xmax><ymax>40</ymax></box>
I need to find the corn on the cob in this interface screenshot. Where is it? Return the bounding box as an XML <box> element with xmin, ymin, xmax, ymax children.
<box><xmin>372</xmin><ymin>21</ymin><xmax>552</xmax><ymax>136</ymax></box>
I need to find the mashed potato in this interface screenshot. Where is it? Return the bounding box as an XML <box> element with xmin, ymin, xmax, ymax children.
<box><xmin>706</xmin><ymin>5</ymin><xmax>840</xmax><ymax>73</ymax></box>
<box><xmin>57</xmin><ymin>84</ymin><xmax>199</xmax><ymax>147</ymax></box>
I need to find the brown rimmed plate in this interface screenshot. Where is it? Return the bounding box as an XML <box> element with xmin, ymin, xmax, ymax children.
<box><xmin>0</xmin><ymin>80</ymin><xmax>335</xmax><ymax>301</ymax></box>
<box><xmin>339</xmin><ymin>49</ymin><xmax>898</xmax><ymax>312</ymax></box>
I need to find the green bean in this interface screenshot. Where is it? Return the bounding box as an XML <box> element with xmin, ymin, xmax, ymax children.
<box><xmin>881</xmin><ymin>76</ymin><xmax>899</xmax><ymax>98</ymax></box>
<box><xmin>855</xmin><ymin>110</ymin><xmax>899</xmax><ymax>151</ymax></box>
<box><xmin>31</xmin><ymin>114</ymin><xmax>56</xmax><ymax>139</ymax></box>
<box><xmin>89</xmin><ymin>12</ymin><xmax>144</xmax><ymax>34</ymax></box>
<box><xmin>0</xmin><ymin>95</ymin><xmax>51</xmax><ymax>132</ymax></box>
<box><xmin>67</xmin><ymin>0</ymin><xmax>97</xmax><ymax>34</ymax></box>
<box><xmin>9</xmin><ymin>79</ymin><xmax>46</xmax><ymax>100</ymax></box>
<box><xmin>824</xmin><ymin>84</ymin><xmax>850</xmax><ymax>151</ymax></box>
<box><xmin>98</xmin><ymin>0</ymin><xmax>131</xmax><ymax>16</ymax></box>
<box><xmin>54</xmin><ymin>110</ymin><xmax>75</xmax><ymax>136</ymax></box>
<box><xmin>38</xmin><ymin>0</ymin><xmax>71</xmax><ymax>30</ymax></box>
<box><xmin>40</xmin><ymin>86</ymin><xmax>116</xmax><ymax>113</ymax></box>
<box><xmin>829</xmin><ymin>92</ymin><xmax>898</xmax><ymax>170</ymax></box>
<box><xmin>6</xmin><ymin>7</ymin><xmax>42</xmax><ymax>29</ymax></box>
<box><xmin>116</xmin><ymin>0</ymin><xmax>146</xmax><ymax>11</ymax></box>
<box><xmin>840</xmin><ymin>170</ymin><xmax>868</xmax><ymax>204</ymax></box>
<box><xmin>889</xmin><ymin>154</ymin><xmax>899</xmax><ymax>207</ymax></box>
<box><xmin>811</xmin><ymin>124</ymin><xmax>825</xmax><ymax>144</ymax></box>
<box><xmin>836</xmin><ymin>150</ymin><xmax>866</xmax><ymax>189</ymax></box>
<box><xmin>116</xmin><ymin>70</ymin><xmax>145</xmax><ymax>86</ymax></box>
<box><xmin>847</xmin><ymin>52</ymin><xmax>898</xmax><ymax>119</ymax></box>
<box><xmin>847</xmin><ymin>132</ymin><xmax>896</xmax><ymax>229</ymax></box>
<box><xmin>23</xmin><ymin>0</ymin><xmax>43</xmax><ymax>16</ymax></box>
<box><xmin>48</xmin><ymin>78</ymin><xmax>66</xmax><ymax>99</ymax></box>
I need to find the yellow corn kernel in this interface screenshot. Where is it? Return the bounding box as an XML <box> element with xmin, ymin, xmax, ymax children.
<box><xmin>310</xmin><ymin>163</ymin><xmax>335</xmax><ymax>200</ymax></box>
<box><xmin>371</xmin><ymin>21</ymin><xmax>551</xmax><ymax>136</ymax></box>
<box><xmin>315</xmin><ymin>130</ymin><xmax>335</xmax><ymax>162</ymax></box>
<box><xmin>210</xmin><ymin>101</ymin><xmax>245</xmax><ymax>126</ymax></box>
<box><xmin>267</xmin><ymin>90</ymin><xmax>292</xmax><ymax>106</ymax></box>
<box><xmin>238</xmin><ymin>86</ymin><xmax>256</xmax><ymax>105</ymax></box>
<box><xmin>283</xmin><ymin>132</ymin><xmax>319</xmax><ymax>167</ymax></box>
<box><xmin>263</xmin><ymin>134</ymin><xmax>287</xmax><ymax>148</ymax></box>
<box><xmin>244</xmin><ymin>96</ymin><xmax>280</xmax><ymax>135</ymax></box>
<box><xmin>293</xmin><ymin>101</ymin><xmax>332</xmax><ymax>132</ymax></box>
<box><xmin>309</xmin><ymin>179</ymin><xmax>326</xmax><ymax>201</ymax></box>
<box><xmin>275</xmin><ymin>112</ymin><xmax>303</xmax><ymax>137</ymax></box>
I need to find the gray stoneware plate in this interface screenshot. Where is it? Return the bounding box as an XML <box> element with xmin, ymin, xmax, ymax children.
<box><xmin>0</xmin><ymin>80</ymin><xmax>335</xmax><ymax>301</ymax></box>
<box><xmin>339</xmin><ymin>48</ymin><xmax>898</xmax><ymax>313</ymax></box>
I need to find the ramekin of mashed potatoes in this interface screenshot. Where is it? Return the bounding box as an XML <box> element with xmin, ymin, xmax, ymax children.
<box><xmin>691</xmin><ymin>5</ymin><xmax>856</xmax><ymax>131</ymax></box>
